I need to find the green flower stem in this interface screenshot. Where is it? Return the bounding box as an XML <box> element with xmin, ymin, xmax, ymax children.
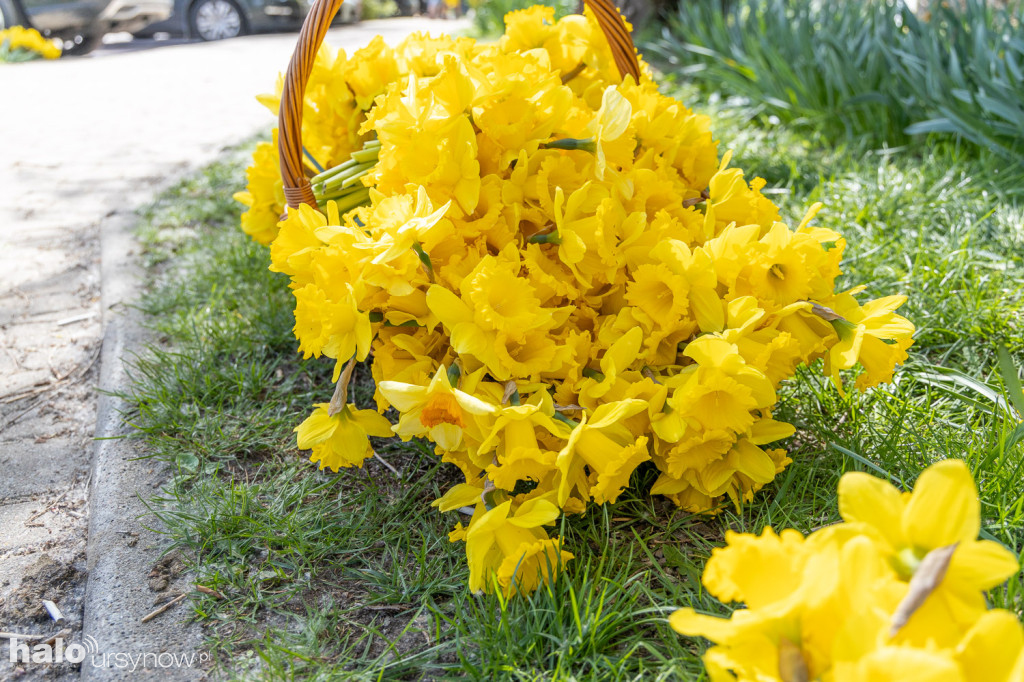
<box><xmin>317</xmin><ymin>188</ymin><xmax>371</xmax><ymax>213</ymax></box>
<box><xmin>317</xmin><ymin>188</ymin><xmax>368</xmax><ymax>207</ymax></box>
<box><xmin>317</xmin><ymin>182</ymin><xmax>364</xmax><ymax>200</ymax></box>
<box><xmin>309</xmin><ymin>141</ymin><xmax>381</xmax><ymax>215</ymax></box>
<box><xmin>350</xmin><ymin>147</ymin><xmax>381</xmax><ymax>163</ymax></box>
<box><xmin>309</xmin><ymin>158</ymin><xmax>360</xmax><ymax>186</ymax></box>
<box><xmin>314</xmin><ymin>162</ymin><xmax>375</xmax><ymax>194</ymax></box>
<box><xmin>552</xmin><ymin>412</ymin><xmax>579</xmax><ymax>430</ymax></box>
<box><xmin>340</xmin><ymin>169</ymin><xmax>371</xmax><ymax>189</ymax></box>
<box><xmin>542</xmin><ymin>137</ymin><xmax>597</xmax><ymax>152</ymax></box>
<box><xmin>527</xmin><ymin>231</ymin><xmax>562</xmax><ymax>245</ymax></box>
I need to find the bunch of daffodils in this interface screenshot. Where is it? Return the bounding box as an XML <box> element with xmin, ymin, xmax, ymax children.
<box><xmin>0</xmin><ymin>26</ymin><xmax>61</xmax><ymax>62</ymax></box>
<box><xmin>672</xmin><ymin>459</ymin><xmax>1024</xmax><ymax>681</ymax></box>
<box><xmin>242</xmin><ymin>7</ymin><xmax>915</xmax><ymax>595</ymax></box>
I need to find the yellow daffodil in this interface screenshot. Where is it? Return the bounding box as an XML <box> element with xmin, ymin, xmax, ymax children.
<box><xmin>672</xmin><ymin>460</ymin><xmax>1023</xmax><ymax>680</ymax></box>
<box><xmin>377</xmin><ymin>365</ymin><xmax>497</xmax><ymax>450</ymax></box>
<box><xmin>477</xmin><ymin>393</ymin><xmax>568</xmax><ymax>491</ymax></box>
<box><xmin>822</xmin><ymin>290</ymin><xmax>915</xmax><ymax>391</ymax></box>
<box><xmin>584</xmin><ymin>85</ymin><xmax>633</xmax><ymax>179</ymax></box>
<box><xmin>555</xmin><ymin>399</ymin><xmax>651</xmax><ymax>505</ymax></box>
<box><xmin>1</xmin><ymin>26</ymin><xmax>61</xmax><ymax>60</ymax></box>
<box><xmin>368</xmin><ymin>186</ymin><xmax>452</xmax><ymax>265</ymax></box>
<box><xmin>463</xmin><ymin>499</ymin><xmax>573</xmax><ymax>595</ymax></box>
<box><xmin>835</xmin><ymin>459</ymin><xmax>1020</xmax><ymax>639</ymax></box>
<box><xmin>233</xmin><ymin>138</ymin><xmax>286</xmax><ymax>245</ymax></box>
<box><xmin>292</xmin><ymin>283</ymin><xmax>373</xmax><ymax>368</ymax></box>
<box><xmin>295</xmin><ymin>403</ymin><xmax>393</xmax><ymax>471</ymax></box>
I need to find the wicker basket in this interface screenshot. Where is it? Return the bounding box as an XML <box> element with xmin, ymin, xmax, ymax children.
<box><xmin>276</xmin><ymin>0</ymin><xmax>641</xmax><ymax>211</ymax></box>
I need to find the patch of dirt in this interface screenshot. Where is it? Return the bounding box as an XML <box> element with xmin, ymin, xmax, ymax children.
<box><xmin>148</xmin><ymin>552</ymin><xmax>187</xmax><ymax>593</ymax></box>
<box><xmin>0</xmin><ymin>552</ymin><xmax>88</xmax><ymax>681</ymax></box>
<box><xmin>3</xmin><ymin>554</ymin><xmax>85</xmax><ymax>622</ymax></box>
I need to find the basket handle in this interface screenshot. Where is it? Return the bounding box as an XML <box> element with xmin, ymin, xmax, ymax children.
<box><xmin>278</xmin><ymin>0</ymin><xmax>639</xmax><ymax>210</ymax></box>
<box><xmin>278</xmin><ymin>0</ymin><xmax>344</xmax><ymax>210</ymax></box>
<box><xmin>582</xmin><ymin>0</ymin><xmax>641</xmax><ymax>84</ymax></box>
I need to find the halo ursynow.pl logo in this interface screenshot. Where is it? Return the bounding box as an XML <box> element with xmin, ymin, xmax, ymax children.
<box><xmin>8</xmin><ymin>634</ymin><xmax>208</xmax><ymax>671</ymax></box>
<box><xmin>7</xmin><ymin>634</ymin><xmax>97</xmax><ymax>664</ymax></box>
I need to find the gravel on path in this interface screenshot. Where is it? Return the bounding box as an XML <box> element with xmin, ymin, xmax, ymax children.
<box><xmin>0</xmin><ymin>17</ymin><xmax>465</xmax><ymax>679</ymax></box>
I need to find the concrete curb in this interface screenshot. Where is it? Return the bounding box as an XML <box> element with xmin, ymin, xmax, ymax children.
<box><xmin>81</xmin><ymin>208</ymin><xmax>205</xmax><ymax>680</ymax></box>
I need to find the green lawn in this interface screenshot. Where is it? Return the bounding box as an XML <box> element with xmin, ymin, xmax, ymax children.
<box><xmin>124</xmin><ymin>85</ymin><xmax>1024</xmax><ymax>679</ymax></box>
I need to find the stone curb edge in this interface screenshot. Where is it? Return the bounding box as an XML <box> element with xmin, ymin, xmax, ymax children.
<box><xmin>81</xmin><ymin>208</ymin><xmax>205</xmax><ymax>681</ymax></box>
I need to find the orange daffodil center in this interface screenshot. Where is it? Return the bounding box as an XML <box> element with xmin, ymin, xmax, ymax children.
<box><xmin>242</xmin><ymin>8</ymin><xmax>915</xmax><ymax>596</ymax></box>
<box><xmin>378</xmin><ymin>366</ymin><xmax>496</xmax><ymax>451</ymax></box>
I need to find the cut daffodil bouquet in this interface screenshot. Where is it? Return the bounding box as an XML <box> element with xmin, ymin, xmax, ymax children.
<box><xmin>237</xmin><ymin>6</ymin><xmax>915</xmax><ymax>595</ymax></box>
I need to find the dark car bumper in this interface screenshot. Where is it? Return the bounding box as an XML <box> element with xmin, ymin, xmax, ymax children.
<box><xmin>99</xmin><ymin>0</ymin><xmax>172</xmax><ymax>32</ymax></box>
<box><xmin>245</xmin><ymin>0</ymin><xmax>302</xmax><ymax>32</ymax></box>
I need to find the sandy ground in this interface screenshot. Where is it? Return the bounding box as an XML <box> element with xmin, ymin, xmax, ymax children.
<box><xmin>0</xmin><ymin>16</ymin><xmax>463</xmax><ymax>678</ymax></box>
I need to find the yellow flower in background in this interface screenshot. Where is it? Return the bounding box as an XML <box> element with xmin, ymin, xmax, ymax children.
<box><xmin>344</xmin><ymin>35</ymin><xmax>400</xmax><ymax>110</ymax></box>
<box><xmin>1</xmin><ymin>26</ymin><xmax>61</xmax><ymax>60</ymax></box>
<box><xmin>295</xmin><ymin>403</ymin><xmax>393</xmax><ymax>471</ymax></box>
<box><xmin>672</xmin><ymin>460</ymin><xmax>1024</xmax><ymax>680</ymax></box>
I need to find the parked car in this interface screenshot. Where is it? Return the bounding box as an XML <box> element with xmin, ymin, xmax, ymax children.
<box><xmin>134</xmin><ymin>0</ymin><xmax>359</xmax><ymax>42</ymax></box>
<box><xmin>0</xmin><ymin>0</ymin><xmax>171</xmax><ymax>53</ymax></box>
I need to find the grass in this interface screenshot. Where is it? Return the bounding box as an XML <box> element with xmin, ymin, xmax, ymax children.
<box><xmin>645</xmin><ymin>0</ymin><xmax>1024</xmax><ymax>180</ymax></box>
<box><xmin>123</xmin><ymin>88</ymin><xmax>1024</xmax><ymax>678</ymax></box>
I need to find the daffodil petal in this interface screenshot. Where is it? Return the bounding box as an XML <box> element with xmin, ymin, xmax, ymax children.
<box><xmin>946</xmin><ymin>539</ymin><xmax>1020</xmax><ymax>592</ymax></box>
<box><xmin>509</xmin><ymin>498</ymin><xmax>561</xmax><ymax>528</ymax></box>
<box><xmin>955</xmin><ymin>609</ymin><xmax>1024</xmax><ymax>682</ymax></box>
<box><xmin>351</xmin><ymin>408</ymin><xmax>394</xmax><ymax>438</ymax></box>
<box><xmin>376</xmin><ymin>381</ymin><xmax>430</xmax><ymax>413</ymax></box>
<box><xmin>837</xmin><ymin>471</ymin><xmax>905</xmax><ymax>550</ymax></box>
<box><xmin>433</xmin><ymin>483</ymin><xmax>485</xmax><ymax>512</ymax></box>
<box><xmin>294</xmin><ymin>404</ymin><xmax>337</xmax><ymax>448</ymax></box>
<box><xmin>903</xmin><ymin>459</ymin><xmax>980</xmax><ymax>548</ymax></box>
<box><xmin>669</xmin><ymin>608</ymin><xmax>737</xmax><ymax>644</ymax></box>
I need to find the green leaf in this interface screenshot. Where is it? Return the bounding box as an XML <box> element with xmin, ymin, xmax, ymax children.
<box><xmin>177</xmin><ymin>452</ymin><xmax>200</xmax><ymax>471</ymax></box>
<box><xmin>995</xmin><ymin>346</ymin><xmax>1024</xmax><ymax>419</ymax></box>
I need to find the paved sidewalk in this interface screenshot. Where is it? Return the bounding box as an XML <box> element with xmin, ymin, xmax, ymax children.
<box><xmin>0</xmin><ymin>17</ymin><xmax>465</xmax><ymax>678</ymax></box>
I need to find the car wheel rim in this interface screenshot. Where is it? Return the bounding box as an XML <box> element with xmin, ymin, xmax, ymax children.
<box><xmin>195</xmin><ymin>0</ymin><xmax>241</xmax><ymax>40</ymax></box>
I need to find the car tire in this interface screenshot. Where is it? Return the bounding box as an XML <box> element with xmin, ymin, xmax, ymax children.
<box><xmin>189</xmin><ymin>0</ymin><xmax>245</xmax><ymax>41</ymax></box>
<box><xmin>0</xmin><ymin>0</ymin><xmax>22</xmax><ymax>29</ymax></box>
